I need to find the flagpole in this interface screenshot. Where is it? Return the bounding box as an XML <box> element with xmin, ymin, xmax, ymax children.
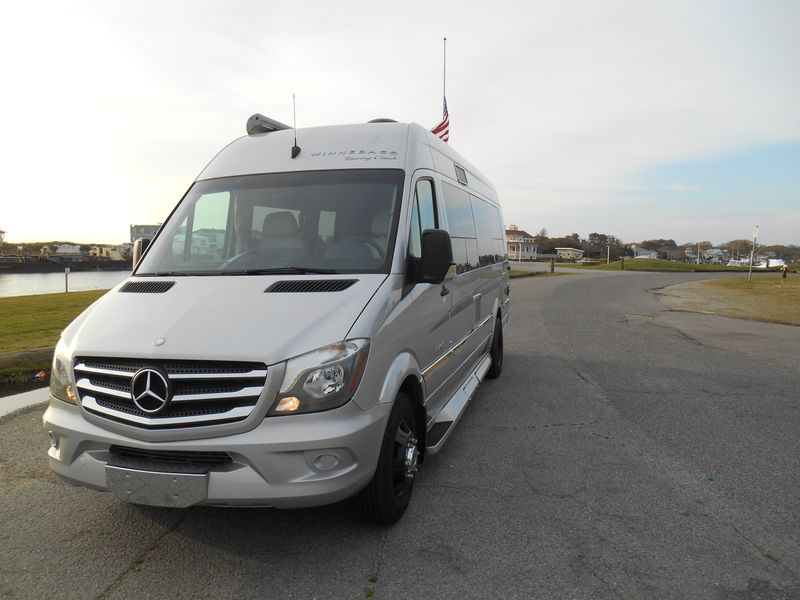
<box><xmin>430</xmin><ymin>37</ymin><xmax>450</xmax><ymax>143</ymax></box>
<box><xmin>443</xmin><ymin>37</ymin><xmax>447</xmax><ymax>103</ymax></box>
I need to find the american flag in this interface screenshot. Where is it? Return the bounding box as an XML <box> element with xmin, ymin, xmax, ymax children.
<box><xmin>431</xmin><ymin>97</ymin><xmax>449</xmax><ymax>142</ymax></box>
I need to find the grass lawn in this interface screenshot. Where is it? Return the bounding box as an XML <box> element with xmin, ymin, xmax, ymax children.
<box><xmin>0</xmin><ymin>290</ymin><xmax>108</xmax><ymax>354</ymax></box>
<box><xmin>562</xmin><ymin>259</ymin><xmax>755</xmax><ymax>272</ymax></box>
<box><xmin>662</xmin><ymin>276</ymin><xmax>800</xmax><ymax>326</ymax></box>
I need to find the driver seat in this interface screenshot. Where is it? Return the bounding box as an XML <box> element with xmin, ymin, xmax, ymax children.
<box><xmin>257</xmin><ymin>211</ymin><xmax>306</xmax><ymax>255</ymax></box>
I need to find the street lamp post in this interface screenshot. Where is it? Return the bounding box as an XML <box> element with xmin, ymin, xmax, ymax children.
<box><xmin>748</xmin><ymin>225</ymin><xmax>759</xmax><ymax>283</ymax></box>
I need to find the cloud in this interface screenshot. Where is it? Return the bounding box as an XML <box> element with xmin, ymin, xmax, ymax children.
<box><xmin>0</xmin><ymin>0</ymin><xmax>798</xmax><ymax>243</ymax></box>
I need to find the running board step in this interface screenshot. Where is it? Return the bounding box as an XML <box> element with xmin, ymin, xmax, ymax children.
<box><xmin>426</xmin><ymin>354</ymin><xmax>492</xmax><ymax>454</ymax></box>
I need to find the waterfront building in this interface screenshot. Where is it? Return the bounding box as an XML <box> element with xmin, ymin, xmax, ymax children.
<box><xmin>89</xmin><ymin>245</ymin><xmax>126</xmax><ymax>261</ymax></box>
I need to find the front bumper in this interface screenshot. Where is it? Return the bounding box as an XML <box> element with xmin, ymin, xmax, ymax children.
<box><xmin>43</xmin><ymin>396</ymin><xmax>390</xmax><ymax>508</ymax></box>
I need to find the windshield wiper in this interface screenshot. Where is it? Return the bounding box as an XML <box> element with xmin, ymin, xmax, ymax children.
<box><xmin>136</xmin><ymin>271</ymin><xmax>197</xmax><ymax>277</ymax></box>
<box><xmin>220</xmin><ymin>266</ymin><xmax>340</xmax><ymax>275</ymax></box>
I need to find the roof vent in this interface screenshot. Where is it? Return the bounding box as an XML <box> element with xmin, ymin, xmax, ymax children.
<box><xmin>119</xmin><ymin>281</ymin><xmax>176</xmax><ymax>294</ymax></box>
<box><xmin>265</xmin><ymin>280</ymin><xmax>358</xmax><ymax>293</ymax></box>
<box><xmin>368</xmin><ymin>118</ymin><xmax>398</xmax><ymax>123</ymax></box>
<box><xmin>246</xmin><ymin>113</ymin><xmax>292</xmax><ymax>135</ymax></box>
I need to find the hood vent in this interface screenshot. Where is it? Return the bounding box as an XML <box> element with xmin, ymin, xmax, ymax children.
<box><xmin>265</xmin><ymin>279</ymin><xmax>358</xmax><ymax>293</ymax></box>
<box><xmin>119</xmin><ymin>281</ymin><xmax>176</xmax><ymax>294</ymax></box>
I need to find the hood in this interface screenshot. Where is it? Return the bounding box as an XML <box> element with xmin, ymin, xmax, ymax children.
<box><xmin>62</xmin><ymin>275</ymin><xmax>387</xmax><ymax>364</ymax></box>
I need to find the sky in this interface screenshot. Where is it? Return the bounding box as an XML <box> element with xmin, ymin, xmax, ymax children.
<box><xmin>1</xmin><ymin>0</ymin><xmax>798</xmax><ymax>247</ymax></box>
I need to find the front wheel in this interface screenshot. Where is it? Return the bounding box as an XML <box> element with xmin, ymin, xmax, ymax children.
<box><xmin>359</xmin><ymin>393</ymin><xmax>419</xmax><ymax>524</ymax></box>
<box><xmin>486</xmin><ymin>317</ymin><xmax>503</xmax><ymax>379</ymax></box>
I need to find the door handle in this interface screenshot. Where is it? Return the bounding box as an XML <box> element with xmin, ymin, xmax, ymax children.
<box><xmin>440</xmin><ymin>285</ymin><xmax>450</xmax><ymax>297</ymax></box>
<box><xmin>472</xmin><ymin>293</ymin><xmax>482</xmax><ymax>302</ymax></box>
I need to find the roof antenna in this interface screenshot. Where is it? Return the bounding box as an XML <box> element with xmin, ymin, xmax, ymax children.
<box><xmin>291</xmin><ymin>94</ymin><xmax>301</xmax><ymax>159</ymax></box>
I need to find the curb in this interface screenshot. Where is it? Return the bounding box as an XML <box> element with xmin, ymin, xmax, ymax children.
<box><xmin>0</xmin><ymin>388</ymin><xmax>49</xmax><ymax>419</ymax></box>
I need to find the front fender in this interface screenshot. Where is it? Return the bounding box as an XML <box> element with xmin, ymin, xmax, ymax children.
<box><xmin>377</xmin><ymin>352</ymin><xmax>423</xmax><ymax>405</ymax></box>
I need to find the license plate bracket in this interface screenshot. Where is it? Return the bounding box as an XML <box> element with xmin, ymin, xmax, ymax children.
<box><xmin>105</xmin><ymin>465</ymin><xmax>208</xmax><ymax>508</ymax></box>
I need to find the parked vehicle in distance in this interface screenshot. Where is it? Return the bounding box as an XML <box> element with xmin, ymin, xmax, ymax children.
<box><xmin>755</xmin><ymin>258</ymin><xmax>786</xmax><ymax>269</ymax></box>
<box><xmin>43</xmin><ymin>115</ymin><xmax>510</xmax><ymax>523</ymax></box>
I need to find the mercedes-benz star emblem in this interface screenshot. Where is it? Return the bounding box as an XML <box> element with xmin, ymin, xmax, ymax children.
<box><xmin>130</xmin><ymin>367</ymin><xmax>173</xmax><ymax>414</ymax></box>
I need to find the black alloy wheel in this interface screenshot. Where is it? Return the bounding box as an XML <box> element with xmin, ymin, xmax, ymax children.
<box><xmin>360</xmin><ymin>393</ymin><xmax>419</xmax><ymax>524</ymax></box>
<box><xmin>486</xmin><ymin>316</ymin><xmax>503</xmax><ymax>379</ymax></box>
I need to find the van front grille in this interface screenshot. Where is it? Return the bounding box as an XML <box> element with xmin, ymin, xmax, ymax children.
<box><xmin>73</xmin><ymin>357</ymin><xmax>268</xmax><ymax>429</ymax></box>
<box><xmin>110</xmin><ymin>445</ymin><xmax>232</xmax><ymax>464</ymax></box>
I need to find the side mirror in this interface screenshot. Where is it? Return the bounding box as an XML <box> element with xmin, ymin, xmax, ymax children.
<box><xmin>420</xmin><ymin>229</ymin><xmax>454</xmax><ymax>284</ymax></box>
<box><xmin>132</xmin><ymin>238</ymin><xmax>151</xmax><ymax>270</ymax></box>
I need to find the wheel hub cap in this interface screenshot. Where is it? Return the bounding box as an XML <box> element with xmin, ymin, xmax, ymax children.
<box><xmin>404</xmin><ymin>436</ymin><xmax>419</xmax><ymax>479</ymax></box>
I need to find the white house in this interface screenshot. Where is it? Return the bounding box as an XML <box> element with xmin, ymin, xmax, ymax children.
<box><xmin>505</xmin><ymin>225</ymin><xmax>537</xmax><ymax>260</ymax></box>
<box><xmin>631</xmin><ymin>245</ymin><xmax>658</xmax><ymax>259</ymax></box>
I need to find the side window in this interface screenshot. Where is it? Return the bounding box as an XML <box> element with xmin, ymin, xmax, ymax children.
<box><xmin>442</xmin><ymin>182</ymin><xmax>478</xmax><ymax>273</ymax></box>
<box><xmin>442</xmin><ymin>183</ymin><xmax>476</xmax><ymax>238</ymax></box>
<box><xmin>409</xmin><ymin>179</ymin><xmax>438</xmax><ymax>260</ymax></box>
<box><xmin>470</xmin><ymin>195</ymin><xmax>496</xmax><ymax>266</ymax></box>
<box><xmin>417</xmin><ymin>180</ymin><xmax>438</xmax><ymax>231</ymax></box>
<box><xmin>318</xmin><ymin>210</ymin><xmax>336</xmax><ymax>242</ymax></box>
<box><xmin>469</xmin><ymin>196</ymin><xmax>506</xmax><ymax>265</ymax></box>
<box><xmin>409</xmin><ymin>199</ymin><xmax>421</xmax><ymax>259</ymax></box>
<box><xmin>188</xmin><ymin>192</ymin><xmax>230</xmax><ymax>262</ymax></box>
<box><xmin>488</xmin><ymin>204</ymin><xmax>507</xmax><ymax>261</ymax></box>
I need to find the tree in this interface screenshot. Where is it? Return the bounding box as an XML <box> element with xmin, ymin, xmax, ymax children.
<box><xmin>584</xmin><ymin>233</ymin><xmax>625</xmax><ymax>260</ymax></box>
<box><xmin>722</xmin><ymin>239</ymin><xmax>753</xmax><ymax>259</ymax></box>
<box><xmin>588</xmin><ymin>232</ymin><xmax>609</xmax><ymax>248</ymax></box>
<box><xmin>533</xmin><ymin>229</ymin><xmax>549</xmax><ymax>246</ymax></box>
<box><xmin>639</xmin><ymin>239</ymin><xmax>678</xmax><ymax>259</ymax></box>
<box><xmin>640</xmin><ymin>239</ymin><xmax>677</xmax><ymax>251</ymax></box>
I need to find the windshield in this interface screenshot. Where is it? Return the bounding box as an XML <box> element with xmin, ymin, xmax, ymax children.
<box><xmin>136</xmin><ymin>169</ymin><xmax>404</xmax><ymax>276</ymax></box>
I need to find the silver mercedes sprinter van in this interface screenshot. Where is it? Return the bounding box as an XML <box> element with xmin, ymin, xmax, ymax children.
<box><xmin>44</xmin><ymin>115</ymin><xmax>510</xmax><ymax>523</ymax></box>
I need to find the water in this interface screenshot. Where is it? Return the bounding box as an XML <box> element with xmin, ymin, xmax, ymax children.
<box><xmin>0</xmin><ymin>271</ymin><xmax>130</xmax><ymax>298</ymax></box>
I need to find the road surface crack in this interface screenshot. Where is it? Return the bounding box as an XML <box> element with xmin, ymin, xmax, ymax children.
<box><xmin>95</xmin><ymin>507</ymin><xmax>193</xmax><ymax>600</ymax></box>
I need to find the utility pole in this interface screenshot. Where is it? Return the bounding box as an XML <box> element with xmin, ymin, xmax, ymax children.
<box><xmin>607</xmin><ymin>245</ymin><xmax>611</xmax><ymax>264</ymax></box>
<box><xmin>748</xmin><ymin>225</ymin><xmax>759</xmax><ymax>283</ymax></box>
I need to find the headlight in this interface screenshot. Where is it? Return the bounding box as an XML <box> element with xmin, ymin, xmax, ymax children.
<box><xmin>270</xmin><ymin>339</ymin><xmax>370</xmax><ymax>416</ymax></box>
<box><xmin>50</xmin><ymin>339</ymin><xmax>78</xmax><ymax>405</ymax></box>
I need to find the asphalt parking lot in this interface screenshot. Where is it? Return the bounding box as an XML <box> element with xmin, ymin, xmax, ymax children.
<box><xmin>1</xmin><ymin>270</ymin><xmax>798</xmax><ymax>599</ymax></box>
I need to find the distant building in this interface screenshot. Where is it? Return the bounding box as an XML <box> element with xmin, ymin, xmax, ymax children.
<box><xmin>666</xmin><ymin>249</ymin><xmax>685</xmax><ymax>261</ymax></box>
<box><xmin>130</xmin><ymin>224</ymin><xmax>160</xmax><ymax>242</ymax></box>
<box><xmin>704</xmin><ymin>248</ymin><xmax>727</xmax><ymax>264</ymax></box>
<box><xmin>55</xmin><ymin>244</ymin><xmax>82</xmax><ymax>255</ymax></box>
<box><xmin>88</xmin><ymin>245</ymin><xmax>126</xmax><ymax>261</ymax></box>
<box><xmin>505</xmin><ymin>225</ymin><xmax>537</xmax><ymax>260</ymax></box>
<box><xmin>631</xmin><ymin>245</ymin><xmax>658</xmax><ymax>259</ymax></box>
<box><xmin>555</xmin><ymin>247</ymin><xmax>584</xmax><ymax>261</ymax></box>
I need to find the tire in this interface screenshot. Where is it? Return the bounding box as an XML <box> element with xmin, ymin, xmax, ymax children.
<box><xmin>486</xmin><ymin>317</ymin><xmax>503</xmax><ymax>379</ymax></box>
<box><xmin>359</xmin><ymin>393</ymin><xmax>419</xmax><ymax>525</ymax></box>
